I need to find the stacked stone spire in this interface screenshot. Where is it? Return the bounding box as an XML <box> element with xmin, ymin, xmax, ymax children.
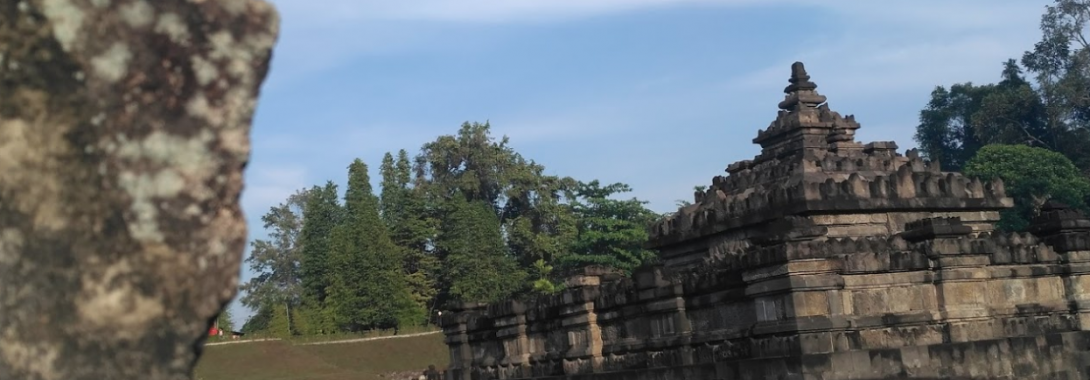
<box><xmin>650</xmin><ymin>62</ymin><xmax>1012</xmax><ymax>267</ymax></box>
<box><xmin>752</xmin><ymin>62</ymin><xmax>862</xmax><ymax>165</ymax></box>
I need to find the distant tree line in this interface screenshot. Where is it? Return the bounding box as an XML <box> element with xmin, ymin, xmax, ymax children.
<box><xmin>239</xmin><ymin>122</ymin><xmax>659</xmax><ymax>336</ymax></box>
<box><xmin>915</xmin><ymin>0</ymin><xmax>1090</xmax><ymax>230</ymax></box>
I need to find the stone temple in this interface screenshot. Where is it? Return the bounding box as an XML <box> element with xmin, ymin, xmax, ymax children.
<box><xmin>439</xmin><ymin>62</ymin><xmax>1090</xmax><ymax>379</ymax></box>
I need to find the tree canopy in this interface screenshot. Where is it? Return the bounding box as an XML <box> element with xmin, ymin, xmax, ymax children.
<box><xmin>916</xmin><ymin>2</ymin><xmax>1090</xmax><ymax>173</ymax></box>
<box><xmin>964</xmin><ymin>144</ymin><xmax>1090</xmax><ymax>231</ymax></box>
<box><xmin>240</xmin><ymin>121</ymin><xmax>662</xmax><ymax>335</ymax></box>
<box><xmin>913</xmin><ymin>0</ymin><xmax>1090</xmax><ymax>230</ymax></box>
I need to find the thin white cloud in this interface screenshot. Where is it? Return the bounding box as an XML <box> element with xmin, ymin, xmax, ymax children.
<box><xmin>494</xmin><ymin>105</ymin><xmax>641</xmax><ymax>145</ymax></box>
<box><xmin>261</xmin><ymin>0</ymin><xmax>1051</xmax><ymax>90</ymax></box>
<box><xmin>269</xmin><ymin>0</ymin><xmax>1042</xmax><ymax>26</ymax></box>
<box><xmin>242</xmin><ymin>164</ymin><xmax>309</xmax><ymax>224</ymax></box>
<box><xmin>271</xmin><ymin>0</ymin><xmax>776</xmax><ymax>25</ymax></box>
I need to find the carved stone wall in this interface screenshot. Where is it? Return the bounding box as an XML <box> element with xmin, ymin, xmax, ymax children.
<box><xmin>439</xmin><ymin>63</ymin><xmax>1090</xmax><ymax>379</ymax></box>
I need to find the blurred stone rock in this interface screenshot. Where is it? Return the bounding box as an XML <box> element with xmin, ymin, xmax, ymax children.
<box><xmin>0</xmin><ymin>0</ymin><xmax>278</xmax><ymax>379</ymax></box>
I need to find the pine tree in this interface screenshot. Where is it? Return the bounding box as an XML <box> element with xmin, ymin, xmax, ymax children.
<box><xmin>298</xmin><ymin>182</ymin><xmax>341</xmax><ymax>305</ymax></box>
<box><xmin>437</xmin><ymin>193</ymin><xmax>527</xmax><ymax>304</ymax></box>
<box><xmin>562</xmin><ymin>180</ymin><xmax>658</xmax><ymax>274</ymax></box>
<box><xmin>380</xmin><ymin>150</ymin><xmax>439</xmax><ymax>315</ymax></box>
<box><xmin>328</xmin><ymin>159</ymin><xmax>423</xmax><ymax>330</ymax></box>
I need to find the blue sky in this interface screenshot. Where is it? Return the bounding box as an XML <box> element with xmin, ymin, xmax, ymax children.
<box><xmin>229</xmin><ymin>0</ymin><xmax>1053</xmax><ymax>322</ymax></box>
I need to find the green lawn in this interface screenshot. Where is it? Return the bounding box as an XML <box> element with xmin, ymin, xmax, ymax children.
<box><xmin>194</xmin><ymin>333</ymin><xmax>449</xmax><ymax>380</ymax></box>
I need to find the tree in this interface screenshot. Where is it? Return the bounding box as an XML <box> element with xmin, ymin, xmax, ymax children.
<box><xmin>239</xmin><ymin>188</ymin><xmax>309</xmax><ymax>335</ymax></box>
<box><xmin>267</xmin><ymin>303</ymin><xmax>293</xmax><ymax>339</ymax></box>
<box><xmin>327</xmin><ymin>159</ymin><xmax>422</xmax><ymax>330</ymax></box>
<box><xmin>436</xmin><ymin>193</ymin><xmax>527</xmax><ymax>304</ymax></box>
<box><xmin>216</xmin><ymin>308</ymin><xmax>236</xmax><ymax>334</ymax></box>
<box><xmin>914</xmin><ymin>0</ymin><xmax>1090</xmax><ymax>172</ymax></box>
<box><xmin>380</xmin><ymin>150</ymin><xmax>439</xmax><ymax>314</ymax></box>
<box><xmin>971</xmin><ymin>60</ymin><xmax>1053</xmax><ymax>149</ymax></box>
<box><xmin>241</xmin><ymin>305</ymin><xmax>272</xmax><ymax>334</ymax></box>
<box><xmin>298</xmin><ymin>182</ymin><xmax>341</xmax><ymax>305</ymax></box>
<box><xmin>561</xmin><ymin>180</ymin><xmax>659</xmax><ymax>274</ymax></box>
<box><xmin>914</xmin><ymin>82</ymin><xmax>993</xmax><ymax>171</ymax></box>
<box><xmin>1021</xmin><ymin>0</ymin><xmax>1090</xmax><ymax>171</ymax></box>
<box><xmin>964</xmin><ymin>144</ymin><xmax>1090</xmax><ymax>231</ymax></box>
<box><xmin>415</xmin><ymin>122</ymin><xmax>575</xmax><ymax>302</ymax></box>
<box><xmin>530</xmin><ymin>259</ymin><xmax>563</xmax><ymax>295</ymax></box>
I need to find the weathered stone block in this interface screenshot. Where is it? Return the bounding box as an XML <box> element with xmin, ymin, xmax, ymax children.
<box><xmin>0</xmin><ymin>1</ymin><xmax>278</xmax><ymax>379</ymax></box>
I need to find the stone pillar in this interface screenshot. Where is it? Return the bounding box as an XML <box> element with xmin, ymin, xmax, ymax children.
<box><xmin>667</xmin><ymin>279</ymin><xmax>695</xmax><ymax>365</ymax></box>
<box><xmin>491</xmin><ymin>301</ymin><xmax>530</xmax><ymax>379</ymax></box>
<box><xmin>441</xmin><ymin>303</ymin><xmax>487</xmax><ymax>380</ymax></box>
<box><xmin>560</xmin><ymin>267</ymin><xmax>608</xmax><ymax>375</ymax></box>
<box><xmin>633</xmin><ymin>265</ymin><xmax>695</xmax><ymax>367</ymax></box>
<box><xmin>903</xmin><ymin>217</ymin><xmax>991</xmax><ymax>342</ymax></box>
<box><xmin>1029</xmin><ymin>201</ymin><xmax>1090</xmax><ymax>330</ymax></box>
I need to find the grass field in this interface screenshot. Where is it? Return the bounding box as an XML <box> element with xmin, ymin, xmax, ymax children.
<box><xmin>194</xmin><ymin>332</ymin><xmax>449</xmax><ymax>380</ymax></box>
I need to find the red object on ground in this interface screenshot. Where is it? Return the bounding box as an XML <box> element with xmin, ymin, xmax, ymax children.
<box><xmin>208</xmin><ymin>327</ymin><xmax>218</xmax><ymax>336</ymax></box>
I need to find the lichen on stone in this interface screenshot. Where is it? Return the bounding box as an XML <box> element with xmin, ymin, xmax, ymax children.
<box><xmin>153</xmin><ymin>12</ymin><xmax>190</xmax><ymax>44</ymax></box>
<box><xmin>0</xmin><ymin>0</ymin><xmax>279</xmax><ymax>378</ymax></box>
<box><xmin>38</xmin><ymin>0</ymin><xmax>86</xmax><ymax>52</ymax></box>
<box><xmin>119</xmin><ymin>1</ymin><xmax>154</xmax><ymax>28</ymax></box>
<box><xmin>76</xmin><ymin>260</ymin><xmax>166</xmax><ymax>336</ymax></box>
<box><xmin>89</xmin><ymin>42</ymin><xmax>133</xmax><ymax>82</ymax></box>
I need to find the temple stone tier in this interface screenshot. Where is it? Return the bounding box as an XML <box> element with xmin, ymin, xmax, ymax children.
<box><xmin>649</xmin><ymin>62</ymin><xmax>1013</xmax><ymax>269</ymax></box>
<box><xmin>438</xmin><ymin>62</ymin><xmax>1090</xmax><ymax>380</ymax></box>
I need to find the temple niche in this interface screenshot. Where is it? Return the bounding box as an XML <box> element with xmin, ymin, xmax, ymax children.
<box><xmin>439</xmin><ymin>62</ymin><xmax>1090</xmax><ymax>380</ymax></box>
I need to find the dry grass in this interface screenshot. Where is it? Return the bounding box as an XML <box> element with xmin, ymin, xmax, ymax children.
<box><xmin>194</xmin><ymin>333</ymin><xmax>449</xmax><ymax>380</ymax></box>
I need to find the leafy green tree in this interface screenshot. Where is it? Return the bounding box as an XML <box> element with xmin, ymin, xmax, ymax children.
<box><xmin>380</xmin><ymin>150</ymin><xmax>440</xmax><ymax>315</ymax></box>
<box><xmin>1021</xmin><ymin>0</ymin><xmax>1090</xmax><ymax>171</ymax></box>
<box><xmin>918</xmin><ymin>2</ymin><xmax>1090</xmax><ymax>173</ymax></box>
<box><xmin>415</xmin><ymin>122</ymin><xmax>575</xmax><ymax>302</ymax></box>
<box><xmin>436</xmin><ymin>193</ymin><xmax>527</xmax><ymax>304</ymax></box>
<box><xmin>240</xmin><ymin>188</ymin><xmax>309</xmax><ymax>336</ymax></box>
<box><xmin>298</xmin><ymin>182</ymin><xmax>341</xmax><ymax>305</ymax></box>
<box><xmin>503</xmin><ymin>173</ymin><xmax>578</xmax><ymax>270</ymax></box>
<box><xmin>914</xmin><ymin>82</ymin><xmax>993</xmax><ymax>171</ymax></box>
<box><xmin>327</xmin><ymin>159</ymin><xmax>423</xmax><ymax>330</ymax></box>
<box><xmin>971</xmin><ymin>60</ymin><xmax>1053</xmax><ymax>149</ymax></box>
<box><xmin>267</xmin><ymin>303</ymin><xmax>293</xmax><ymax>339</ymax></box>
<box><xmin>561</xmin><ymin>180</ymin><xmax>659</xmax><ymax>274</ymax></box>
<box><xmin>964</xmin><ymin>144</ymin><xmax>1090</xmax><ymax>231</ymax></box>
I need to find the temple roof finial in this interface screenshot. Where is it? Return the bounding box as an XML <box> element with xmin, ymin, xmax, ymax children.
<box><xmin>778</xmin><ymin>61</ymin><xmax>826</xmax><ymax>111</ymax></box>
<box><xmin>784</xmin><ymin>62</ymin><xmax>816</xmax><ymax>93</ymax></box>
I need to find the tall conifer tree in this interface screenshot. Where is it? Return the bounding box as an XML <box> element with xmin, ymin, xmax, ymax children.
<box><xmin>298</xmin><ymin>182</ymin><xmax>341</xmax><ymax>306</ymax></box>
<box><xmin>436</xmin><ymin>193</ymin><xmax>526</xmax><ymax>304</ymax></box>
<box><xmin>379</xmin><ymin>151</ymin><xmax>439</xmax><ymax>314</ymax></box>
<box><xmin>328</xmin><ymin>159</ymin><xmax>423</xmax><ymax>330</ymax></box>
